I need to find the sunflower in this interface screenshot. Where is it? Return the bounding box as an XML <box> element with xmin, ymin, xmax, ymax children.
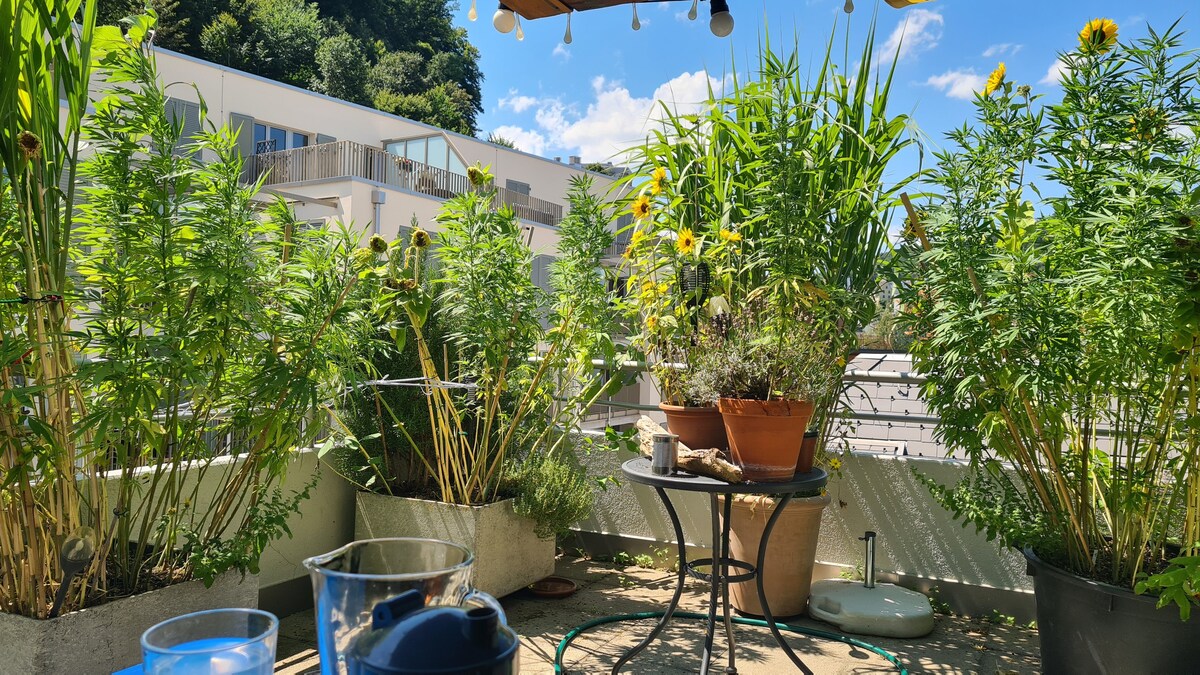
<box><xmin>645</xmin><ymin>315</ymin><xmax>659</xmax><ymax>332</ymax></box>
<box><xmin>1079</xmin><ymin>18</ymin><xmax>1118</xmax><ymax>55</ymax></box>
<box><xmin>984</xmin><ymin>62</ymin><xmax>1006</xmax><ymax>96</ymax></box>
<box><xmin>621</xmin><ymin>245</ymin><xmax>634</xmax><ymax>260</ymax></box>
<box><xmin>718</xmin><ymin>229</ymin><xmax>742</xmax><ymax>243</ymax></box>
<box><xmin>632</xmin><ymin>194</ymin><xmax>652</xmax><ymax>220</ymax></box>
<box><xmin>675</xmin><ymin>227</ymin><xmax>696</xmax><ymax>256</ymax></box>
<box><xmin>650</xmin><ymin>166</ymin><xmax>667</xmax><ymax>195</ymax></box>
<box><xmin>631</xmin><ymin>229</ymin><xmax>648</xmax><ymax>247</ymax></box>
<box><xmin>828</xmin><ymin>457</ymin><xmax>843</xmax><ymax>472</ymax></box>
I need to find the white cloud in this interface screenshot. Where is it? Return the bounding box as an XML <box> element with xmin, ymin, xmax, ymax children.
<box><xmin>1040</xmin><ymin>59</ymin><xmax>1069</xmax><ymax>86</ymax></box>
<box><xmin>875</xmin><ymin>9</ymin><xmax>943</xmax><ymax>66</ymax></box>
<box><xmin>925</xmin><ymin>69</ymin><xmax>985</xmax><ymax>100</ymax></box>
<box><xmin>491</xmin><ymin>125</ymin><xmax>549</xmax><ymax>156</ymax></box>
<box><xmin>982</xmin><ymin>43</ymin><xmax>1022</xmax><ymax>58</ymax></box>
<box><xmin>496</xmin><ymin>71</ymin><xmax>729</xmax><ymax>163</ymax></box>
<box><xmin>499</xmin><ymin>91</ymin><xmax>539</xmax><ymax>113</ymax></box>
<box><xmin>552</xmin><ymin>43</ymin><xmax>571</xmax><ymax>61</ymax></box>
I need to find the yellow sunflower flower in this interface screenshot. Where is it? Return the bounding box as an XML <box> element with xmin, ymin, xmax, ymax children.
<box><xmin>650</xmin><ymin>166</ymin><xmax>667</xmax><ymax>195</ymax></box>
<box><xmin>828</xmin><ymin>457</ymin><xmax>843</xmax><ymax>472</ymax></box>
<box><xmin>646</xmin><ymin>315</ymin><xmax>659</xmax><ymax>332</ymax></box>
<box><xmin>718</xmin><ymin>229</ymin><xmax>742</xmax><ymax>243</ymax></box>
<box><xmin>676</xmin><ymin>227</ymin><xmax>696</xmax><ymax>256</ymax></box>
<box><xmin>1079</xmin><ymin>18</ymin><xmax>1118</xmax><ymax>55</ymax></box>
<box><xmin>632</xmin><ymin>194</ymin><xmax>652</xmax><ymax>220</ymax></box>
<box><xmin>984</xmin><ymin>62</ymin><xmax>1006</xmax><ymax>96</ymax></box>
<box><xmin>621</xmin><ymin>246</ymin><xmax>634</xmax><ymax>260</ymax></box>
<box><xmin>631</xmin><ymin>229</ymin><xmax>648</xmax><ymax>247</ymax></box>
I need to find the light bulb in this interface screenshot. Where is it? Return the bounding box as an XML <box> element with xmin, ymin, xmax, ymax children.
<box><xmin>710</xmin><ymin>0</ymin><xmax>733</xmax><ymax>37</ymax></box>
<box><xmin>688</xmin><ymin>0</ymin><xmax>698</xmax><ymax>21</ymax></box>
<box><xmin>515</xmin><ymin>16</ymin><xmax>524</xmax><ymax>40</ymax></box>
<box><xmin>710</xmin><ymin>11</ymin><xmax>733</xmax><ymax>37</ymax></box>
<box><xmin>843</xmin><ymin>0</ymin><xmax>854</xmax><ymax>12</ymax></box>
<box><xmin>493</xmin><ymin>6</ymin><xmax>515</xmax><ymax>33</ymax></box>
<box><xmin>564</xmin><ymin>12</ymin><xmax>573</xmax><ymax>44</ymax></box>
<box><xmin>468</xmin><ymin>0</ymin><xmax>477</xmax><ymax>21</ymax></box>
<box><xmin>631</xmin><ymin>3</ymin><xmax>640</xmax><ymax>31</ymax></box>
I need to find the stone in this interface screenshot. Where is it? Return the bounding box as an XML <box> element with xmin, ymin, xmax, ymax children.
<box><xmin>808</xmin><ymin>578</ymin><xmax>936</xmax><ymax>638</ymax></box>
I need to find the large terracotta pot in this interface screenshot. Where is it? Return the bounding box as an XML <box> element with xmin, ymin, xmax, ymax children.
<box><xmin>717</xmin><ymin>398</ymin><xmax>815</xmax><ymax>481</ymax></box>
<box><xmin>719</xmin><ymin>493</ymin><xmax>830</xmax><ymax>618</ymax></box>
<box><xmin>659</xmin><ymin>403</ymin><xmax>727</xmax><ymax>451</ymax></box>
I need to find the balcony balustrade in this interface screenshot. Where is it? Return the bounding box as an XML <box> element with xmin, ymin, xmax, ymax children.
<box><xmin>249</xmin><ymin>140</ymin><xmax>565</xmax><ymax>227</ymax></box>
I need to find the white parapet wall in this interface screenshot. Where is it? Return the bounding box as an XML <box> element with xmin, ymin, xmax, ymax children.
<box><xmin>573</xmin><ymin>446</ymin><xmax>1034</xmax><ymax>620</ymax></box>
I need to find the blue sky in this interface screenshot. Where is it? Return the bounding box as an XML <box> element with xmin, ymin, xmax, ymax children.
<box><xmin>456</xmin><ymin>0</ymin><xmax>1195</xmax><ymax>172</ymax></box>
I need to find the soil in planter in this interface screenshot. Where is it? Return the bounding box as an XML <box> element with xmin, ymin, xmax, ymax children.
<box><xmin>1034</xmin><ymin>544</ymin><xmax>1175</xmax><ymax>589</ymax></box>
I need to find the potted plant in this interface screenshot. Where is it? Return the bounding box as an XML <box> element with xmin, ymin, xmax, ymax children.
<box><xmin>893</xmin><ymin>18</ymin><xmax>1200</xmax><ymax>671</ymax></box>
<box><xmin>1</xmin><ymin>9</ymin><xmax>373</xmax><ymax>673</ymax></box>
<box><xmin>326</xmin><ymin>169</ymin><xmax>630</xmax><ymax>598</ymax></box>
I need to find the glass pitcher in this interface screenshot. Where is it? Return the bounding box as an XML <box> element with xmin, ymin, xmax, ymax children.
<box><xmin>303</xmin><ymin>538</ymin><xmax>505</xmax><ymax>675</ymax></box>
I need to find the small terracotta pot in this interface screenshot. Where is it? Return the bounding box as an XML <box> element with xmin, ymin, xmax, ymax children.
<box><xmin>720</xmin><ymin>493</ymin><xmax>830</xmax><ymax>617</ymax></box>
<box><xmin>717</xmin><ymin>398</ymin><xmax>815</xmax><ymax>482</ymax></box>
<box><xmin>799</xmin><ymin>431</ymin><xmax>818</xmax><ymax>474</ymax></box>
<box><xmin>659</xmin><ymin>403</ymin><xmax>727</xmax><ymax>451</ymax></box>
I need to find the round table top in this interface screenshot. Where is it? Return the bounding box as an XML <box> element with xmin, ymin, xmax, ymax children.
<box><xmin>621</xmin><ymin>457</ymin><xmax>828</xmax><ymax>495</ymax></box>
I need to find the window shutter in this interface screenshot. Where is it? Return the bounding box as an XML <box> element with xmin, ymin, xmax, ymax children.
<box><xmin>165</xmin><ymin>98</ymin><xmax>202</xmax><ymax>155</ymax></box>
<box><xmin>230</xmin><ymin>113</ymin><xmax>255</xmax><ymax>157</ymax></box>
<box><xmin>316</xmin><ymin>133</ymin><xmax>337</xmax><ymax>145</ymax></box>
<box><xmin>505</xmin><ymin>179</ymin><xmax>531</xmax><ymax>196</ymax></box>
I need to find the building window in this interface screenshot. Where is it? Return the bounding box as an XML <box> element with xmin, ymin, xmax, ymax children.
<box><xmin>505</xmin><ymin>179</ymin><xmax>531</xmax><ymax>196</ymax></box>
<box><xmin>254</xmin><ymin>123</ymin><xmax>310</xmax><ymax>154</ymax></box>
<box><xmin>385</xmin><ymin>135</ymin><xmax>466</xmax><ymax>176</ymax></box>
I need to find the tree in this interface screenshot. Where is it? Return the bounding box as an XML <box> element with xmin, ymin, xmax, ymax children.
<box><xmin>200</xmin><ymin>12</ymin><xmax>250</xmax><ymax>70</ymax></box>
<box><xmin>313</xmin><ymin>33</ymin><xmax>372</xmax><ymax>106</ymax></box>
<box><xmin>369</xmin><ymin>51</ymin><xmax>426</xmax><ymax>98</ymax></box>
<box><xmin>247</xmin><ymin>0</ymin><xmax>324</xmax><ymax>87</ymax></box>
<box><xmin>487</xmin><ymin>133</ymin><xmax>517</xmax><ymax>150</ymax></box>
<box><xmin>99</xmin><ymin>0</ymin><xmax>191</xmax><ymax>50</ymax></box>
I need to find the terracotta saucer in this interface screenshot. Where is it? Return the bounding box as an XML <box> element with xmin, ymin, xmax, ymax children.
<box><xmin>528</xmin><ymin>575</ymin><xmax>579</xmax><ymax>599</ymax></box>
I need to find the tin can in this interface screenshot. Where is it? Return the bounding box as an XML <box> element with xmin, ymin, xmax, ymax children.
<box><xmin>651</xmin><ymin>433</ymin><xmax>678</xmax><ymax>475</ymax></box>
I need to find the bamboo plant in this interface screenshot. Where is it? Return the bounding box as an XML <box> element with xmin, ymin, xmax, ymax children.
<box><xmin>892</xmin><ymin>19</ymin><xmax>1200</xmax><ymax>617</ymax></box>
<box><xmin>2</xmin><ymin>6</ymin><xmax>376</xmax><ymax>618</ymax></box>
<box><xmin>327</xmin><ymin>170</ymin><xmax>628</xmax><ymax>537</ymax></box>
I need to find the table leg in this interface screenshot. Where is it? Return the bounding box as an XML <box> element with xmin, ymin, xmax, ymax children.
<box><xmin>720</xmin><ymin>493</ymin><xmax>738</xmax><ymax>674</ymax></box>
<box><xmin>611</xmin><ymin>486</ymin><xmax>689</xmax><ymax>675</ymax></box>
<box><xmin>700</xmin><ymin>494</ymin><xmax>721</xmax><ymax>675</ymax></box>
<box><xmin>755</xmin><ymin>494</ymin><xmax>814</xmax><ymax>675</ymax></box>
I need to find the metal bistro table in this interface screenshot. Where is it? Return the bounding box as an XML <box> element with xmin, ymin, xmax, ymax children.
<box><xmin>616</xmin><ymin>457</ymin><xmax>828</xmax><ymax>675</ymax></box>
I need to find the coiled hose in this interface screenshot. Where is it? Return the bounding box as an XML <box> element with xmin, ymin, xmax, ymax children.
<box><xmin>554</xmin><ymin>610</ymin><xmax>908</xmax><ymax>674</ymax></box>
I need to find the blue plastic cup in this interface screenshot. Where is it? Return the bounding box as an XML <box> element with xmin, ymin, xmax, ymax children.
<box><xmin>141</xmin><ymin>607</ymin><xmax>278</xmax><ymax>674</ymax></box>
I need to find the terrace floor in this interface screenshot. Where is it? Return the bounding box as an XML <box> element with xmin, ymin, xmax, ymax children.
<box><xmin>273</xmin><ymin>556</ymin><xmax>1041</xmax><ymax>674</ymax></box>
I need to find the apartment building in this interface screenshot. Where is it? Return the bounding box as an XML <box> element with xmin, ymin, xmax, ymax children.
<box><xmin>152</xmin><ymin>48</ymin><xmax>612</xmax><ymax>257</ymax></box>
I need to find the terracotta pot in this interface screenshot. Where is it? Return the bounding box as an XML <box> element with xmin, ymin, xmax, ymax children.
<box><xmin>799</xmin><ymin>431</ymin><xmax>818</xmax><ymax>474</ymax></box>
<box><xmin>719</xmin><ymin>493</ymin><xmax>830</xmax><ymax>618</ymax></box>
<box><xmin>717</xmin><ymin>398</ymin><xmax>815</xmax><ymax>481</ymax></box>
<box><xmin>659</xmin><ymin>403</ymin><xmax>727</xmax><ymax>451</ymax></box>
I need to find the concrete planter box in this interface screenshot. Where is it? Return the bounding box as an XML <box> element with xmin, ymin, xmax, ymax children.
<box><xmin>0</xmin><ymin>572</ymin><xmax>258</xmax><ymax>675</ymax></box>
<box><xmin>354</xmin><ymin>492</ymin><xmax>554</xmax><ymax>598</ymax></box>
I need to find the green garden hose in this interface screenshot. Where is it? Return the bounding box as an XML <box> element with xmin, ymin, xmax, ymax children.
<box><xmin>554</xmin><ymin>610</ymin><xmax>908</xmax><ymax>674</ymax></box>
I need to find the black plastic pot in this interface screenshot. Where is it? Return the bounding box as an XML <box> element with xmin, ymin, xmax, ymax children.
<box><xmin>1024</xmin><ymin>548</ymin><xmax>1199</xmax><ymax>674</ymax></box>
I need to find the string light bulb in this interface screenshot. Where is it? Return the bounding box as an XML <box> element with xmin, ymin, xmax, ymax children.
<box><xmin>564</xmin><ymin>12</ymin><xmax>573</xmax><ymax>44</ymax></box>
<box><xmin>688</xmin><ymin>0</ymin><xmax>698</xmax><ymax>20</ymax></box>
<box><xmin>493</xmin><ymin>3</ymin><xmax>515</xmax><ymax>33</ymax></box>
<box><xmin>709</xmin><ymin>0</ymin><xmax>734</xmax><ymax>37</ymax></box>
<box><xmin>631</xmin><ymin>2</ymin><xmax>640</xmax><ymax>31</ymax></box>
<box><xmin>468</xmin><ymin>0</ymin><xmax>477</xmax><ymax>21</ymax></box>
<box><xmin>515</xmin><ymin>14</ymin><xmax>524</xmax><ymax>40</ymax></box>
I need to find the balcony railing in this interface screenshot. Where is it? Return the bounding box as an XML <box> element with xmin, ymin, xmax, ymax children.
<box><xmin>250</xmin><ymin>140</ymin><xmax>565</xmax><ymax>227</ymax></box>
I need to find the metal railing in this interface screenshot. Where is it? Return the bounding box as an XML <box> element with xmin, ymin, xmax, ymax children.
<box><xmin>249</xmin><ymin>140</ymin><xmax>565</xmax><ymax>227</ymax></box>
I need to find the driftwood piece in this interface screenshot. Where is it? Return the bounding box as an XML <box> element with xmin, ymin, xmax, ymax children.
<box><xmin>635</xmin><ymin>416</ymin><xmax>744</xmax><ymax>483</ymax></box>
